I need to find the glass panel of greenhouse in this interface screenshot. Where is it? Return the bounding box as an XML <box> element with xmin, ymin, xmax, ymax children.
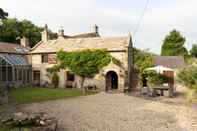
<box><xmin>0</xmin><ymin>54</ymin><xmax>32</xmax><ymax>86</ymax></box>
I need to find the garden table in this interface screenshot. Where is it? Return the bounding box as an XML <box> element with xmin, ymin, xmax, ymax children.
<box><xmin>152</xmin><ymin>87</ymin><xmax>170</xmax><ymax>96</ymax></box>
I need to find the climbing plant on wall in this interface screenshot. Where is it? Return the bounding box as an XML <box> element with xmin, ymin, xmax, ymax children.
<box><xmin>48</xmin><ymin>49</ymin><xmax>121</xmax><ymax>93</ymax></box>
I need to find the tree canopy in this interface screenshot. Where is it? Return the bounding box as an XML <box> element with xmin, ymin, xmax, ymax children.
<box><xmin>161</xmin><ymin>30</ymin><xmax>188</xmax><ymax>57</ymax></box>
<box><xmin>0</xmin><ymin>18</ymin><xmax>57</xmax><ymax>47</ymax></box>
<box><xmin>0</xmin><ymin>8</ymin><xmax>8</xmax><ymax>19</ymax></box>
<box><xmin>190</xmin><ymin>44</ymin><xmax>197</xmax><ymax>58</ymax></box>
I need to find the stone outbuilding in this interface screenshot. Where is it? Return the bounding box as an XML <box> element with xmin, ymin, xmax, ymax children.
<box><xmin>30</xmin><ymin>25</ymin><xmax>135</xmax><ymax>92</ymax></box>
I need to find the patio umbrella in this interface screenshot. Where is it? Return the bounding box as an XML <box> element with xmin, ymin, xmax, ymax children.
<box><xmin>145</xmin><ymin>65</ymin><xmax>174</xmax><ymax>73</ymax></box>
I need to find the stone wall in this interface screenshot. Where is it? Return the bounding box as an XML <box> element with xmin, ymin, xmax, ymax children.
<box><xmin>31</xmin><ymin>50</ymin><xmax>129</xmax><ymax>92</ymax></box>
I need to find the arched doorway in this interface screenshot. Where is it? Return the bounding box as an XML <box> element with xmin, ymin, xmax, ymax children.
<box><xmin>106</xmin><ymin>71</ymin><xmax>118</xmax><ymax>91</ymax></box>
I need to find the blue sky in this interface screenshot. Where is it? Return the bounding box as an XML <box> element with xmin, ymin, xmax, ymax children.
<box><xmin>1</xmin><ymin>0</ymin><xmax>197</xmax><ymax>54</ymax></box>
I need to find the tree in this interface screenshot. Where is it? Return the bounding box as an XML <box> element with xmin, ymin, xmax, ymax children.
<box><xmin>134</xmin><ymin>48</ymin><xmax>154</xmax><ymax>74</ymax></box>
<box><xmin>0</xmin><ymin>8</ymin><xmax>8</xmax><ymax>19</ymax></box>
<box><xmin>161</xmin><ymin>30</ymin><xmax>188</xmax><ymax>57</ymax></box>
<box><xmin>134</xmin><ymin>48</ymin><xmax>154</xmax><ymax>85</ymax></box>
<box><xmin>190</xmin><ymin>44</ymin><xmax>197</xmax><ymax>58</ymax></box>
<box><xmin>0</xmin><ymin>18</ymin><xmax>19</xmax><ymax>43</ymax></box>
<box><xmin>0</xmin><ymin>18</ymin><xmax>57</xmax><ymax>47</ymax></box>
<box><xmin>49</xmin><ymin>49</ymin><xmax>121</xmax><ymax>93</ymax></box>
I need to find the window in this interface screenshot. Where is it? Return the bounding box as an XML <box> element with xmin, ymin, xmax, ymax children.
<box><xmin>67</xmin><ymin>71</ymin><xmax>75</xmax><ymax>81</ymax></box>
<box><xmin>42</xmin><ymin>54</ymin><xmax>48</xmax><ymax>63</ymax></box>
<box><xmin>33</xmin><ymin>70</ymin><xmax>40</xmax><ymax>82</ymax></box>
<box><xmin>48</xmin><ymin>54</ymin><xmax>57</xmax><ymax>64</ymax></box>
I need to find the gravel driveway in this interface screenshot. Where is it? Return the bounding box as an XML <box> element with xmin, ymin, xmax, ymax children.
<box><xmin>21</xmin><ymin>92</ymin><xmax>197</xmax><ymax>131</ymax></box>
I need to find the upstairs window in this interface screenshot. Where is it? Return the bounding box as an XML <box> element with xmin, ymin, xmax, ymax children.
<box><xmin>48</xmin><ymin>54</ymin><xmax>57</xmax><ymax>64</ymax></box>
<box><xmin>42</xmin><ymin>54</ymin><xmax>48</xmax><ymax>63</ymax></box>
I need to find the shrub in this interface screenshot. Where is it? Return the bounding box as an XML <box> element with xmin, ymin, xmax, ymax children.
<box><xmin>143</xmin><ymin>71</ymin><xmax>168</xmax><ymax>87</ymax></box>
<box><xmin>51</xmin><ymin>73</ymin><xmax>59</xmax><ymax>88</ymax></box>
<box><xmin>177</xmin><ymin>66</ymin><xmax>197</xmax><ymax>90</ymax></box>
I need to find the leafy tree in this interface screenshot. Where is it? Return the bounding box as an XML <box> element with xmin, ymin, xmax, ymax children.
<box><xmin>0</xmin><ymin>18</ymin><xmax>19</xmax><ymax>43</ymax></box>
<box><xmin>0</xmin><ymin>18</ymin><xmax>57</xmax><ymax>47</ymax></box>
<box><xmin>134</xmin><ymin>48</ymin><xmax>154</xmax><ymax>74</ymax></box>
<box><xmin>161</xmin><ymin>30</ymin><xmax>188</xmax><ymax>57</ymax></box>
<box><xmin>190</xmin><ymin>44</ymin><xmax>197</xmax><ymax>58</ymax></box>
<box><xmin>0</xmin><ymin>8</ymin><xmax>8</xmax><ymax>19</ymax></box>
<box><xmin>133</xmin><ymin>48</ymin><xmax>154</xmax><ymax>86</ymax></box>
<box><xmin>49</xmin><ymin>49</ymin><xmax>121</xmax><ymax>93</ymax></box>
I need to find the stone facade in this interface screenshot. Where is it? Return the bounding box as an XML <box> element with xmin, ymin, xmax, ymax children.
<box><xmin>29</xmin><ymin>26</ymin><xmax>134</xmax><ymax>92</ymax></box>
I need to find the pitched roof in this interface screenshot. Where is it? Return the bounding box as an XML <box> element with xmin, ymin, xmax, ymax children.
<box><xmin>31</xmin><ymin>36</ymin><xmax>129</xmax><ymax>53</ymax></box>
<box><xmin>0</xmin><ymin>41</ymin><xmax>30</xmax><ymax>54</ymax></box>
<box><xmin>154</xmin><ymin>56</ymin><xmax>185</xmax><ymax>69</ymax></box>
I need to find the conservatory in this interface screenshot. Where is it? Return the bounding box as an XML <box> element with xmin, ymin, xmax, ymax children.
<box><xmin>0</xmin><ymin>54</ymin><xmax>32</xmax><ymax>86</ymax></box>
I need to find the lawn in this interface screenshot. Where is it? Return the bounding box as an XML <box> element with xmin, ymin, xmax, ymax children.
<box><xmin>10</xmin><ymin>87</ymin><xmax>92</xmax><ymax>104</ymax></box>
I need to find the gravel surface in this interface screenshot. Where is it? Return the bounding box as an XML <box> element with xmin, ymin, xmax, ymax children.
<box><xmin>21</xmin><ymin>92</ymin><xmax>197</xmax><ymax>131</ymax></box>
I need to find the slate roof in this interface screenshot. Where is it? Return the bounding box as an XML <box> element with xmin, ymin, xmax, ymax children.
<box><xmin>154</xmin><ymin>56</ymin><xmax>185</xmax><ymax>69</ymax></box>
<box><xmin>0</xmin><ymin>41</ymin><xmax>30</xmax><ymax>54</ymax></box>
<box><xmin>30</xmin><ymin>36</ymin><xmax>129</xmax><ymax>54</ymax></box>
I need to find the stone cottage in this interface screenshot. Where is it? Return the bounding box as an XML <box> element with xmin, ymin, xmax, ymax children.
<box><xmin>29</xmin><ymin>25</ymin><xmax>135</xmax><ymax>92</ymax></box>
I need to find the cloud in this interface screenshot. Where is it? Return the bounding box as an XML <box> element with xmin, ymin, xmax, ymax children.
<box><xmin>1</xmin><ymin>0</ymin><xmax>197</xmax><ymax>54</ymax></box>
<box><xmin>134</xmin><ymin>0</ymin><xmax>197</xmax><ymax>53</ymax></box>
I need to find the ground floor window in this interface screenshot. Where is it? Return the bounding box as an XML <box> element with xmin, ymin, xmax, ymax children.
<box><xmin>66</xmin><ymin>71</ymin><xmax>75</xmax><ymax>81</ymax></box>
<box><xmin>33</xmin><ymin>70</ymin><xmax>40</xmax><ymax>84</ymax></box>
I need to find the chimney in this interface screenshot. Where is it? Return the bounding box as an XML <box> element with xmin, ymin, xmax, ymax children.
<box><xmin>20</xmin><ymin>36</ymin><xmax>29</xmax><ymax>47</ymax></box>
<box><xmin>58</xmin><ymin>26</ymin><xmax>64</xmax><ymax>37</ymax></box>
<box><xmin>93</xmin><ymin>24</ymin><xmax>99</xmax><ymax>33</ymax></box>
<box><xmin>41</xmin><ymin>24</ymin><xmax>48</xmax><ymax>42</ymax></box>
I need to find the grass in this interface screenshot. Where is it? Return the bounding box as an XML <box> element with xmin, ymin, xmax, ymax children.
<box><xmin>10</xmin><ymin>87</ymin><xmax>93</xmax><ymax>104</ymax></box>
<box><xmin>0</xmin><ymin>126</ymin><xmax>9</xmax><ymax>131</ymax></box>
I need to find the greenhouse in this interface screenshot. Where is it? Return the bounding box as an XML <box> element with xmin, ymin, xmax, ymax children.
<box><xmin>0</xmin><ymin>54</ymin><xmax>32</xmax><ymax>86</ymax></box>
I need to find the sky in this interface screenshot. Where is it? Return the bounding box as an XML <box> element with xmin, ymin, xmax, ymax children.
<box><xmin>1</xmin><ymin>0</ymin><xmax>197</xmax><ymax>54</ymax></box>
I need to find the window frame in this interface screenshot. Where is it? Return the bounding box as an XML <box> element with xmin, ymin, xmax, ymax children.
<box><xmin>66</xmin><ymin>71</ymin><xmax>75</xmax><ymax>81</ymax></box>
<box><xmin>41</xmin><ymin>54</ymin><xmax>48</xmax><ymax>63</ymax></box>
